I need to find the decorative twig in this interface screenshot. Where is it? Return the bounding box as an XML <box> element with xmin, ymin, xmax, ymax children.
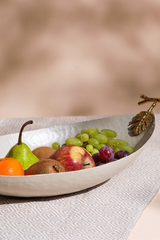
<box><xmin>138</xmin><ymin>94</ymin><xmax>160</xmax><ymax>106</ymax></box>
<box><xmin>129</xmin><ymin>94</ymin><xmax>159</xmax><ymax>136</ymax></box>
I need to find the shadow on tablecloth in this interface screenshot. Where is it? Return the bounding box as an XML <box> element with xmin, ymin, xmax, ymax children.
<box><xmin>0</xmin><ymin>179</ymin><xmax>110</xmax><ymax>205</ymax></box>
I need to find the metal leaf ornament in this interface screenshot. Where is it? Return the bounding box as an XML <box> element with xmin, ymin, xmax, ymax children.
<box><xmin>129</xmin><ymin>94</ymin><xmax>160</xmax><ymax>136</ymax></box>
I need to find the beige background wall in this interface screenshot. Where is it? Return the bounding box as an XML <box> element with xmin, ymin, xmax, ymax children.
<box><xmin>0</xmin><ymin>0</ymin><xmax>160</xmax><ymax>119</ymax></box>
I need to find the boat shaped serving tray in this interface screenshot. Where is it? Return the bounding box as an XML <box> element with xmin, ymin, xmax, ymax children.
<box><xmin>0</xmin><ymin>113</ymin><xmax>155</xmax><ymax>197</ymax></box>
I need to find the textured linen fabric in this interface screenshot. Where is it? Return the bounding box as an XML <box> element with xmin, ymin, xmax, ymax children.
<box><xmin>0</xmin><ymin>115</ymin><xmax>159</xmax><ymax>240</ymax></box>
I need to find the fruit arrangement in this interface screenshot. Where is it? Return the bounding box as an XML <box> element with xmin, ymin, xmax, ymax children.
<box><xmin>0</xmin><ymin>121</ymin><xmax>135</xmax><ymax>176</ymax></box>
<box><xmin>51</xmin><ymin>127</ymin><xmax>135</xmax><ymax>167</ymax></box>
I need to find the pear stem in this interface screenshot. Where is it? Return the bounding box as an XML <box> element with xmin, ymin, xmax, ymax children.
<box><xmin>18</xmin><ymin>120</ymin><xmax>33</xmax><ymax>145</ymax></box>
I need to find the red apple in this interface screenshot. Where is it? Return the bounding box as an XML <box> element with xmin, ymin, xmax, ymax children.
<box><xmin>49</xmin><ymin>145</ymin><xmax>95</xmax><ymax>172</ymax></box>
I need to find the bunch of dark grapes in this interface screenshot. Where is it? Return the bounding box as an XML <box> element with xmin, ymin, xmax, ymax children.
<box><xmin>93</xmin><ymin>147</ymin><xmax>130</xmax><ymax>166</ymax></box>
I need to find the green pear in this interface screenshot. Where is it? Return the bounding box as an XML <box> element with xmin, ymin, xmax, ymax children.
<box><xmin>5</xmin><ymin>120</ymin><xmax>39</xmax><ymax>171</ymax></box>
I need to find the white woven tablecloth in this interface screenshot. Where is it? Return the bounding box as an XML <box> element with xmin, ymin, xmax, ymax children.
<box><xmin>0</xmin><ymin>115</ymin><xmax>160</xmax><ymax>240</ymax></box>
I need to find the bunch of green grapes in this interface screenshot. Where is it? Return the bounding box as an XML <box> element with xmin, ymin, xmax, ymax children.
<box><xmin>52</xmin><ymin>127</ymin><xmax>135</xmax><ymax>156</ymax></box>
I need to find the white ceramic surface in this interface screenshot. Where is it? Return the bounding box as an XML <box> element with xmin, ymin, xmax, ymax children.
<box><xmin>0</xmin><ymin>113</ymin><xmax>155</xmax><ymax>197</ymax></box>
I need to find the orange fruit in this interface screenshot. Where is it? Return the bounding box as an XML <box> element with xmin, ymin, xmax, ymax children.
<box><xmin>0</xmin><ymin>158</ymin><xmax>24</xmax><ymax>176</ymax></box>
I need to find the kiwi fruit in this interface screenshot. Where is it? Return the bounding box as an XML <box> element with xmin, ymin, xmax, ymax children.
<box><xmin>25</xmin><ymin>159</ymin><xmax>65</xmax><ymax>175</ymax></box>
<box><xmin>32</xmin><ymin>146</ymin><xmax>56</xmax><ymax>160</ymax></box>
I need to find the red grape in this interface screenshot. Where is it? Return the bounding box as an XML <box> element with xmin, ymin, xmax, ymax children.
<box><xmin>99</xmin><ymin>146</ymin><xmax>114</xmax><ymax>162</ymax></box>
<box><xmin>109</xmin><ymin>158</ymin><xmax>118</xmax><ymax>163</ymax></box>
<box><xmin>96</xmin><ymin>162</ymin><xmax>107</xmax><ymax>166</ymax></box>
<box><xmin>114</xmin><ymin>150</ymin><xmax>130</xmax><ymax>159</ymax></box>
<box><xmin>92</xmin><ymin>152</ymin><xmax>102</xmax><ymax>166</ymax></box>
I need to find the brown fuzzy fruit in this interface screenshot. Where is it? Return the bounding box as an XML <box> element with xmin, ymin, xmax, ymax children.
<box><xmin>32</xmin><ymin>146</ymin><xmax>56</xmax><ymax>160</ymax></box>
<box><xmin>25</xmin><ymin>159</ymin><xmax>65</xmax><ymax>175</ymax></box>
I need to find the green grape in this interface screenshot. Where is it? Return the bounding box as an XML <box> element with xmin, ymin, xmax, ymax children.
<box><xmin>100</xmin><ymin>131</ymin><xmax>107</xmax><ymax>136</ymax></box>
<box><xmin>101</xmin><ymin>129</ymin><xmax>117</xmax><ymax>138</ymax></box>
<box><xmin>91</xmin><ymin>148</ymin><xmax>99</xmax><ymax>156</ymax></box>
<box><xmin>86</xmin><ymin>144</ymin><xmax>94</xmax><ymax>152</ymax></box>
<box><xmin>87</xmin><ymin>127</ymin><xmax>99</xmax><ymax>136</ymax></box>
<box><xmin>81</xmin><ymin>129</ymin><xmax>87</xmax><ymax>134</ymax></box>
<box><xmin>92</xmin><ymin>133</ymin><xmax>108</xmax><ymax>144</ymax></box>
<box><xmin>89</xmin><ymin>133</ymin><xmax>96</xmax><ymax>137</ymax></box>
<box><xmin>75</xmin><ymin>133</ymin><xmax>81</xmax><ymax>139</ymax></box>
<box><xmin>88</xmin><ymin>138</ymin><xmax>99</xmax><ymax>147</ymax></box>
<box><xmin>107</xmin><ymin>139</ymin><xmax>118</xmax><ymax>147</ymax></box>
<box><xmin>95</xmin><ymin>143</ymin><xmax>106</xmax><ymax>151</ymax></box>
<box><xmin>113</xmin><ymin>146</ymin><xmax>120</xmax><ymax>153</ymax></box>
<box><xmin>115</xmin><ymin>139</ymin><xmax>129</xmax><ymax>146</ymax></box>
<box><xmin>80</xmin><ymin>133</ymin><xmax>89</xmax><ymax>142</ymax></box>
<box><xmin>65</xmin><ymin>138</ymin><xmax>83</xmax><ymax>146</ymax></box>
<box><xmin>117</xmin><ymin>144</ymin><xmax>135</xmax><ymax>154</ymax></box>
<box><xmin>52</xmin><ymin>142</ymin><xmax>60</xmax><ymax>150</ymax></box>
